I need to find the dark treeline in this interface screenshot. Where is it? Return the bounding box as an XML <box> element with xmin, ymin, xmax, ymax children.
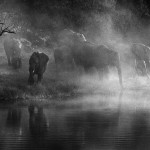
<box><xmin>20</xmin><ymin>0</ymin><xmax>150</xmax><ymax>40</ymax></box>
<box><xmin>1</xmin><ymin>0</ymin><xmax>150</xmax><ymax>43</ymax></box>
<box><xmin>21</xmin><ymin>0</ymin><xmax>150</xmax><ymax>16</ymax></box>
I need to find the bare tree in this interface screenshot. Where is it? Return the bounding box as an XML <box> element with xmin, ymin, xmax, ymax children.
<box><xmin>0</xmin><ymin>16</ymin><xmax>15</xmax><ymax>36</ymax></box>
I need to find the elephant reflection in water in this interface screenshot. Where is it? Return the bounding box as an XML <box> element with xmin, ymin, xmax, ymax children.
<box><xmin>6</xmin><ymin>107</ymin><xmax>22</xmax><ymax>129</ymax></box>
<box><xmin>28</xmin><ymin>105</ymin><xmax>48</xmax><ymax>141</ymax></box>
<box><xmin>2</xmin><ymin>107</ymin><xmax>22</xmax><ymax>150</ymax></box>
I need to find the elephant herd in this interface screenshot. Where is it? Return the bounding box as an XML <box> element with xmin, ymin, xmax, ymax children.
<box><xmin>3</xmin><ymin>37</ymin><xmax>49</xmax><ymax>85</ymax></box>
<box><xmin>3</xmin><ymin>29</ymin><xmax>150</xmax><ymax>88</ymax></box>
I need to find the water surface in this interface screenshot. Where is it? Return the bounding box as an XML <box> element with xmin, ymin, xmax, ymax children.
<box><xmin>0</xmin><ymin>90</ymin><xmax>150</xmax><ymax>150</ymax></box>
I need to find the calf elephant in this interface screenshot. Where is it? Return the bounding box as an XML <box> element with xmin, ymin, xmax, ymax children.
<box><xmin>28</xmin><ymin>52</ymin><xmax>49</xmax><ymax>85</ymax></box>
<box><xmin>72</xmin><ymin>42</ymin><xmax>123</xmax><ymax>87</ymax></box>
<box><xmin>4</xmin><ymin>37</ymin><xmax>22</xmax><ymax>69</ymax></box>
<box><xmin>131</xmin><ymin>43</ymin><xmax>150</xmax><ymax>77</ymax></box>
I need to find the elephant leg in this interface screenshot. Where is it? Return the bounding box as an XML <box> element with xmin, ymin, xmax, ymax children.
<box><xmin>98</xmin><ymin>67</ymin><xmax>108</xmax><ymax>80</ymax></box>
<box><xmin>7</xmin><ymin>56</ymin><xmax>11</xmax><ymax>66</ymax></box>
<box><xmin>136</xmin><ymin>60</ymin><xmax>147</xmax><ymax>76</ymax></box>
<box><xmin>37</xmin><ymin>74</ymin><xmax>43</xmax><ymax>83</ymax></box>
<box><xmin>135</xmin><ymin>59</ymin><xmax>139</xmax><ymax>76</ymax></box>
<box><xmin>116</xmin><ymin>66</ymin><xmax>123</xmax><ymax>88</ymax></box>
<box><xmin>28</xmin><ymin>74</ymin><xmax>34</xmax><ymax>85</ymax></box>
<box><xmin>12</xmin><ymin>58</ymin><xmax>20</xmax><ymax>69</ymax></box>
<box><xmin>115</xmin><ymin>58</ymin><xmax>123</xmax><ymax>88</ymax></box>
<box><xmin>144</xmin><ymin>61</ymin><xmax>150</xmax><ymax>78</ymax></box>
<box><xmin>135</xmin><ymin>59</ymin><xmax>144</xmax><ymax>76</ymax></box>
<box><xmin>129</xmin><ymin>56</ymin><xmax>137</xmax><ymax>78</ymax></box>
<box><xmin>146</xmin><ymin>62</ymin><xmax>150</xmax><ymax>74</ymax></box>
<box><xmin>110</xmin><ymin>53</ymin><xmax>123</xmax><ymax>87</ymax></box>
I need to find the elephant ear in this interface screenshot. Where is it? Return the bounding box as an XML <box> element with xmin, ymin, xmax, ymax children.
<box><xmin>39</xmin><ymin>53</ymin><xmax>49</xmax><ymax>67</ymax></box>
<box><xmin>29</xmin><ymin>52</ymin><xmax>40</xmax><ymax>65</ymax></box>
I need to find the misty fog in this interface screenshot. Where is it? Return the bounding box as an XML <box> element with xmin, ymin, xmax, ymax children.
<box><xmin>0</xmin><ymin>0</ymin><xmax>149</xmax><ymax>99</ymax></box>
<box><xmin>0</xmin><ymin>0</ymin><xmax>150</xmax><ymax>150</ymax></box>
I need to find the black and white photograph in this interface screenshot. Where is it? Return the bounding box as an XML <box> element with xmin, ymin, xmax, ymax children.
<box><xmin>0</xmin><ymin>0</ymin><xmax>150</xmax><ymax>149</ymax></box>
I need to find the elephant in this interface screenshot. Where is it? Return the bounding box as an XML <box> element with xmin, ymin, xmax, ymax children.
<box><xmin>4</xmin><ymin>37</ymin><xmax>22</xmax><ymax>69</ymax></box>
<box><xmin>55</xmin><ymin>29</ymin><xmax>122</xmax><ymax>87</ymax></box>
<box><xmin>54</xmin><ymin>29</ymin><xmax>86</xmax><ymax>69</ymax></box>
<box><xmin>28</xmin><ymin>52</ymin><xmax>49</xmax><ymax>85</ymax></box>
<box><xmin>131</xmin><ymin>43</ymin><xmax>150</xmax><ymax>77</ymax></box>
<box><xmin>71</xmin><ymin>41</ymin><xmax>123</xmax><ymax>87</ymax></box>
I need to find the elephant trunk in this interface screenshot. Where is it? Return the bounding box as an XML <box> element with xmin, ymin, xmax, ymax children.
<box><xmin>28</xmin><ymin>66</ymin><xmax>35</xmax><ymax>85</ymax></box>
<box><xmin>118</xmin><ymin>64</ymin><xmax>123</xmax><ymax>88</ymax></box>
<box><xmin>115</xmin><ymin>54</ymin><xmax>123</xmax><ymax>88</ymax></box>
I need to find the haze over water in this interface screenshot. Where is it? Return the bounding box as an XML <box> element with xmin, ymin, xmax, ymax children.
<box><xmin>0</xmin><ymin>86</ymin><xmax>150</xmax><ymax>150</ymax></box>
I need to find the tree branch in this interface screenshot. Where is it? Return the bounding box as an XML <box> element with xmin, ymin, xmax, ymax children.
<box><xmin>0</xmin><ymin>22</ymin><xmax>15</xmax><ymax>36</ymax></box>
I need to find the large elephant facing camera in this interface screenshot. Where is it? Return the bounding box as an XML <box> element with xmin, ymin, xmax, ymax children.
<box><xmin>131</xmin><ymin>43</ymin><xmax>150</xmax><ymax>76</ymax></box>
<box><xmin>4</xmin><ymin>37</ymin><xmax>22</xmax><ymax>69</ymax></box>
<box><xmin>28</xmin><ymin>52</ymin><xmax>49</xmax><ymax>85</ymax></box>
